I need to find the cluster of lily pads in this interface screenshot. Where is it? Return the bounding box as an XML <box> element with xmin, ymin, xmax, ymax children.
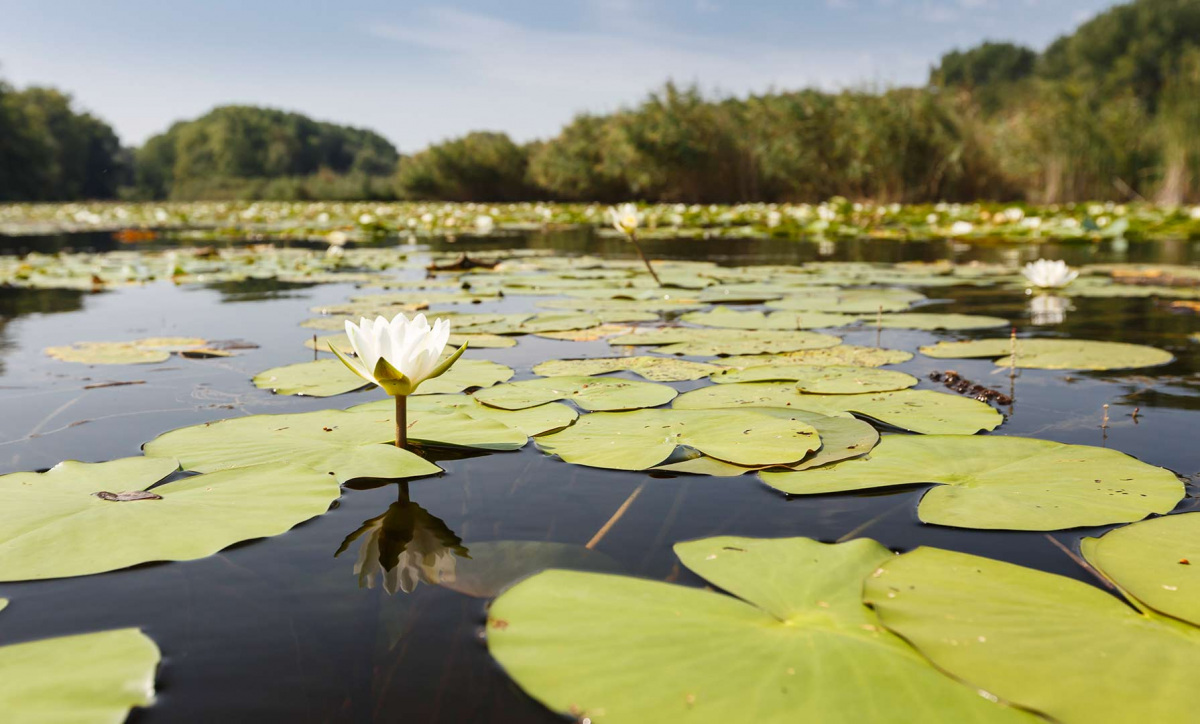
<box><xmin>7</xmin><ymin>247</ymin><xmax>1198</xmax><ymax>722</ymax></box>
<box><xmin>3</xmin><ymin>198</ymin><xmax>1200</xmax><ymax>242</ymax></box>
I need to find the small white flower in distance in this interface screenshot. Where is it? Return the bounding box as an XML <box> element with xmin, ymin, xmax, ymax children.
<box><xmin>608</xmin><ymin>203</ymin><xmax>641</xmax><ymax>236</ymax></box>
<box><xmin>1022</xmin><ymin>259</ymin><xmax>1078</xmax><ymax>289</ymax></box>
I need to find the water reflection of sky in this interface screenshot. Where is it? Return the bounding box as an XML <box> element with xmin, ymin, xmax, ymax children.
<box><xmin>0</xmin><ymin>231</ymin><xmax>1197</xmax><ymax>722</ymax></box>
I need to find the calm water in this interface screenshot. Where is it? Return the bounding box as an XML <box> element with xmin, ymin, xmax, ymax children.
<box><xmin>1</xmin><ymin>228</ymin><xmax>1198</xmax><ymax>722</ymax></box>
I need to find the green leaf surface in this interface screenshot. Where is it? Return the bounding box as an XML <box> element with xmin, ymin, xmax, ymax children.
<box><xmin>674</xmin><ymin>383</ymin><xmax>1003</xmax><ymax>435</ymax></box>
<box><xmin>609</xmin><ymin>328</ymin><xmax>842</xmax><ymax>356</ymax></box>
<box><xmin>349</xmin><ymin>394</ymin><xmax>577</xmax><ymax>437</ymax></box>
<box><xmin>532</xmin><ymin>356</ymin><xmax>725</xmax><ymax>382</ymax></box>
<box><xmin>487</xmin><ymin>536</ymin><xmax>1033</xmax><ymax>724</ymax></box>
<box><xmin>865</xmin><ymin>546</ymin><xmax>1200</xmax><ymax>724</ymax></box>
<box><xmin>722</xmin><ymin>345</ymin><xmax>913</xmax><ymax>368</ymax></box>
<box><xmin>0</xmin><ymin>627</ymin><xmax>160</xmax><ymax>722</ymax></box>
<box><xmin>874</xmin><ymin>312</ymin><xmax>1009</xmax><ymax>330</ymax></box>
<box><xmin>1081</xmin><ymin>512</ymin><xmax>1200</xmax><ymax>626</ymax></box>
<box><xmin>536</xmin><ymin>408</ymin><xmax>820</xmax><ymax>470</ymax></box>
<box><xmin>475</xmin><ymin>376</ymin><xmax>677</xmax><ymax>411</ymax></box>
<box><xmin>0</xmin><ymin>458</ymin><xmax>340</xmax><ymax>580</ymax></box>
<box><xmin>761</xmin><ymin>435</ymin><xmax>1183</xmax><ymax>530</ymax></box>
<box><xmin>44</xmin><ymin>337</ymin><xmax>209</xmax><ymax>365</ymax></box>
<box><xmin>145</xmin><ymin>411</ymin><xmax>442</xmax><ymax>483</ymax></box>
<box><xmin>767</xmin><ymin>288</ymin><xmax>925</xmax><ymax>313</ymax></box>
<box><xmin>681</xmin><ymin>306</ymin><xmax>861</xmax><ymax>330</ymax></box>
<box><xmin>307</xmin><ymin>331</ymin><xmax>516</xmax><ymax>350</ymax></box>
<box><xmin>920</xmin><ymin>338</ymin><xmax>1174</xmax><ymax>370</ymax></box>
<box><xmin>253</xmin><ymin>358</ymin><xmax>513</xmax><ymax>397</ymax></box>
<box><xmin>710</xmin><ymin>364</ymin><xmax>919</xmax><ymax>393</ymax></box>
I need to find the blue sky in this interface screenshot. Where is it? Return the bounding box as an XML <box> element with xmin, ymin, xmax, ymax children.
<box><xmin>0</xmin><ymin>0</ymin><xmax>1119</xmax><ymax>152</ymax></box>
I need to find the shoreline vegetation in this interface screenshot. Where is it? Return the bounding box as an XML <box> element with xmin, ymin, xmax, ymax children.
<box><xmin>2</xmin><ymin>0</ymin><xmax>1199</xmax><ymax>206</ymax></box>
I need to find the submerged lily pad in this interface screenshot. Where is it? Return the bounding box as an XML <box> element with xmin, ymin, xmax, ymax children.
<box><xmin>0</xmin><ymin>457</ymin><xmax>341</xmax><ymax>580</ymax></box>
<box><xmin>654</xmin><ymin>409</ymin><xmax>878</xmax><ymax>476</ymax></box>
<box><xmin>681</xmin><ymin>307</ymin><xmax>860</xmax><ymax>330</ymax></box>
<box><xmin>0</xmin><ymin>626</ymin><xmax>160</xmax><ymax>722</ymax></box>
<box><xmin>145</xmin><ymin>411</ymin><xmax>442</xmax><ymax>483</ymax></box>
<box><xmin>1081</xmin><ymin>512</ymin><xmax>1200</xmax><ymax>626</ymax></box>
<box><xmin>722</xmin><ymin>345</ymin><xmax>913</xmax><ymax>368</ymax></box>
<box><xmin>532</xmin><ymin>356</ymin><xmax>725</xmax><ymax>382</ymax></box>
<box><xmin>710</xmin><ymin>364</ymin><xmax>918</xmax><ymax>393</ymax></box>
<box><xmin>487</xmin><ymin>536</ymin><xmax>1032</xmax><ymax>723</ymax></box>
<box><xmin>435</xmin><ymin>541</ymin><xmax>622</xmax><ymax>598</ymax></box>
<box><xmin>45</xmin><ymin>336</ymin><xmax>209</xmax><ymax>364</ymax></box>
<box><xmin>253</xmin><ymin>358</ymin><xmax>514</xmax><ymax>397</ymax></box>
<box><xmin>920</xmin><ymin>338</ymin><xmax>1174</xmax><ymax>370</ymax></box>
<box><xmin>761</xmin><ymin>435</ymin><xmax>1182</xmax><ymax>530</ymax></box>
<box><xmin>865</xmin><ymin>546</ymin><xmax>1200</xmax><ymax>724</ymax></box>
<box><xmin>609</xmin><ymin>328</ymin><xmax>841</xmax><ymax>356</ymax></box>
<box><xmin>673</xmin><ymin>384</ymin><xmax>1003</xmax><ymax>435</ymax></box>
<box><xmin>874</xmin><ymin>313</ymin><xmax>1008</xmax><ymax>330</ymax></box>
<box><xmin>475</xmin><ymin>376</ymin><xmax>677</xmax><ymax>412</ymax></box>
<box><xmin>349</xmin><ymin>394</ymin><xmax>577</xmax><ymax>437</ymax></box>
<box><xmin>536</xmin><ymin>409</ymin><xmax>820</xmax><ymax>470</ymax></box>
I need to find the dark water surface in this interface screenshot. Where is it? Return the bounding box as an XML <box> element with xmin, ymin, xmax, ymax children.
<box><xmin>1</xmin><ymin>229</ymin><xmax>1198</xmax><ymax>722</ymax></box>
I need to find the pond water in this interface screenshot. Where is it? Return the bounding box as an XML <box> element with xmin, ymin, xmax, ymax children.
<box><xmin>1</xmin><ymin>228</ymin><xmax>1198</xmax><ymax>722</ymax></box>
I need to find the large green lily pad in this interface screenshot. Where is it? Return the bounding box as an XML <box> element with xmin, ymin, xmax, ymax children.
<box><xmin>532</xmin><ymin>356</ymin><xmax>725</xmax><ymax>382</ymax></box>
<box><xmin>609</xmin><ymin>328</ymin><xmax>842</xmax><ymax>356</ymax></box>
<box><xmin>349</xmin><ymin>394</ymin><xmax>577</xmax><ymax>437</ymax></box>
<box><xmin>920</xmin><ymin>338</ymin><xmax>1174</xmax><ymax>370</ymax></box>
<box><xmin>0</xmin><ymin>626</ymin><xmax>160</xmax><ymax>722</ymax></box>
<box><xmin>673</xmin><ymin>383</ymin><xmax>1003</xmax><ymax>435</ymax></box>
<box><xmin>767</xmin><ymin>289</ymin><xmax>925</xmax><ymax>313</ymax></box>
<box><xmin>865</xmin><ymin>546</ymin><xmax>1200</xmax><ymax>724</ymax></box>
<box><xmin>253</xmin><ymin>358</ymin><xmax>514</xmax><ymax>397</ymax></box>
<box><xmin>1081</xmin><ymin>512</ymin><xmax>1200</xmax><ymax>626</ymax></box>
<box><xmin>145</xmin><ymin>411</ymin><xmax>443</xmax><ymax>483</ymax></box>
<box><xmin>487</xmin><ymin>536</ymin><xmax>1033</xmax><ymax>723</ymax></box>
<box><xmin>681</xmin><ymin>307</ymin><xmax>860</xmax><ymax>330</ymax></box>
<box><xmin>710</xmin><ymin>364</ymin><xmax>918</xmax><ymax>393</ymax></box>
<box><xmin>475</xmin><ymin>376</ymin><xmax>677</xmax><ymax>412</ymax></box>
<box><xmin>874</xmin><ymin>313</ymin><xmax>1008</xmax><ymax>331</ymax></box>
<box><xmin>0</xmin><ymin>457</ymin><xmax>341</xmax><ymax>580</ymax></box>
<box><xmin>654</xmin><ymin>409</ymin><xmax>878</xmax><ymax>476</ymax></box>
<box><xmin>536</xmin><ymin>409</ymin><xmax>820</xmax><ymax>470</ymax></box>
<box><xmin>722</xmin><ymin>345</ymin><xmax>912</xmax><ymax>368</ymax></box>
<box><xmin>761</xmin><ymin>435</ymin><xmax>1183</xmax><ymax>530</ymax></box>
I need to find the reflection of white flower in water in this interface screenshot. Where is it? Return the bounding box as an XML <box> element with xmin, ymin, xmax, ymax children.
<box><xmin>336</xmin><ymin>500</ymin><xmax>469</xmax><ymax>595</ymax></box>
<box><xmin>1022</xmin><ymin>259</ymin><xmax>1078</xmax><ymax>289</ymax></box>
<box><xmin>1029</xmin><ymin>294</ymin><xmax>1069</xmax><ymax>326</ymax></box>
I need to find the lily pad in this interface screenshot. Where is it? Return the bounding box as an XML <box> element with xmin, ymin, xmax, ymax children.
<box><xmin>761</xmin><ymin>435</ymin><xmax>1183</xmax><ymax>530</ymax></box>
<box><xmin>673</xmin><ymin>384</ymin><xmax>1003</xmax><ymax>435</ymax></box>
<box><xmin>874</xmin><ymin>313</ymin><xmax>1008</xmax><ymax>331</ymax></box>
<box><xmin>1081</xmin><ymin>513</ymin><xmax>1200</xmax><ymax>626</ymax></box>
<box><xmin>920</xmin><ymin>338</ymin><xmax>1174</xmax><ymax>370</ymax></box>
<box><xmin>654</xmin><ymin>409</ymin><xmax>878</xmax><ymax>476</ymax></box>
<box><xmin>609</xmin><ymin>328</ymin><xmax>841</xmax><ymax>356</ymax></box>
<box><xmin>536</xmin><ymin>409</ymin><xmax>821</xmax><ymax>470</ymax></box>
<box><xmin>349</xmin><ymin>394</ymin><xmax>577</xmax><ymax>437</ymax></box>
<box><xmin>307</xmin><ymin>332</ymin><xmax>516</xmax><ymax>351</ymax></box>
<box><xmin>767</xmin><ymin>289</ymin><xmax>925</xmax><ymax>313</ymax></box>
<box><xmin>865</xmin><ymin>546</ymin><xmax>1200</xmax><ymax>724</ymax></box>
<box><xmin>532</xmin><ymin>356</ymin><xmax>726</xmax><ymax>382</ymax></box>
<box><xmin>435</xmin><ymin>541</ymin><xmax>622</xmax><ymax>598</ymax></box>
<box><xmin>45</xmin><ymin>336</ymin><xmax>208</xmax><ymax>364</ymax></box>
<box><xmin>145</xmin><ymin>411</ymin><xmax>442</xmax><ymax>483</ymax></box>
<box><xmin>535</xmin><ymin>324</ymin><xmax>638</xmax><ymax>342</ymax></box>
<box><xmin>722</xmin><ymin>345</ymin><xmax>913</xmax><ymax>368</ymax></box>
<box><xmin>253</xmin><ymin>358</ymin><xmax>514</xmax><ymax>398</ymax></box>
<box><xmin>487</xmin><ymin>536</ymin><xmax>1033</xmax><ymax>723</ymax></box>
<box><xmin>475</xmin><ymin>376</ymin><xmax>677</xmax><ymax>412</ymax></box>
<box><xmin>710</xmin><ymin>364</ymin><xmax>918</xmax><ymax>393</ymax></box>
<box><xmin>0</xmin><ymin>457</ymin><xmax>341</xmax><ymax>580</ymax></box>
<box><xmin>681</xmin><ymin>307</ymin><xmax>861</xmax><ymax>330</ymax></box>
<box><xmin>0</xmin><ymin>626</ymin><xmax>160</xmax><ymax>722</ymax></box>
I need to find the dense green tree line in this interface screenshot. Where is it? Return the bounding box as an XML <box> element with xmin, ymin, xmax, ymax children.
<box><xmin>1</xmin><ymin>0</ymin><xmax>1198</xmax><ymax>204</ymax></box>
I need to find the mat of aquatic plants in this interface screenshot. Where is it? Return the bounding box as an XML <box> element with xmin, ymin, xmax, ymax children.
<box><xmin>0</xmin><ymin>227</ymin><xmax>1198</xmax><ymax>723</ymax></box>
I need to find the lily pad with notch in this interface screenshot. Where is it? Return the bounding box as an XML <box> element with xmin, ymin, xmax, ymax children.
<box><xmin>710</xmin><ymin>364</ymin><xmax>919</xmax><ymax>393</ymax></box>
<box><xmin>475</xmin><ymin>376</ymin><xmax>678</xmax><ymax>412</ymax></box>
<box><xmin>681</xmin><ymin>306</ymin><xmax>861</xmax><ymax>330</ymax></box>
<box><xmin>532</xmin><ymin>356</ymin><xmax>726</xmax><ymax>382</ymax></box>
<box><xmin>608</xmin><ymin>328</ymin><xmax>842</xmax><ymax>356</ymax></box>
<box><xmin>349</xmin><ymin>394</ymin><xmax>578</xmax><ymax>437</ymax></box>
<box><xmin>919</xmin><ymin>338</ymin><xmax>1174</xmax><ymax>370</ymax></box>
<box><xmin>722</xmin><ymin>345</ymin><xmax>913</xmax><ymax>368</ymax></box>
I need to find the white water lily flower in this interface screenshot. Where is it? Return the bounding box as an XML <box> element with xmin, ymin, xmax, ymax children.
<box><xmin>475</xmin><ymin>214</ymin><xmax>495</xmax><ymax>234</ymax></box>
<box><xmin>332</xmin><ymin>312</ymin><xmax>465</xmax><ymax>396</ymax></box>
<box><xmin>327</xmin><ymin>230</ymin><xmax>348</xmax><ymax>246</ymax></box>
<box><xmin>1190</xmin><ymin>206</ymin><xmax>1200</xmax><ymax>221</ymax></box>
<box><xmin>948</xmin><ymin>220</ymin><xmax>974</xmax><ymax>236</ymax></box>
<box><xmin>609</xmin><ymin>203</ymin><xmax>640</xmax><ymax>236</ymax></box>
<box><xmin>326</xmin><ymin>244</ymin><xmax>345</xmax><ymax>258</ymax></box>
<box><xmin>1022</xmin><ymin>259</ymin><xmax>1078</xmax><ymax>289</ymax></box>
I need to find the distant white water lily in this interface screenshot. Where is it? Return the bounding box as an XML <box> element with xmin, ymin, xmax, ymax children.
<box><xmin>1022</xmin><ymin>259</ymin><xmax>1078</xmax><ymax>289</ymax></box>
<box><xmin>326</xmin><ymin>244</ymin><xmax>344</xmax><ymax>258</ymax></box>
<box><xmin>948</xmin><ymin>221</ymin><xmax>974</xmax><ymax>236</ymax></box>
<box><xmin>331</xmin><ymin>312</ymin><xmax>465</xmax><ymax>449</ymax></box>
<box><xmin>609</xmin><ymin>203</ymin><xmax>641</xmax><ymax>235</ymax></box>
<box><xmin>475</xmin><ymin>214</ymin><xmax>495</xmax><ymax>234</ymax></box>
<box><xmin>1190</xmin><ymin>206</ymin><xmax>1200</xmax><ymax>221</ymax></box>
<box><xmin>1029</xmin><ymin>294</ymin><xmax>1069</xmax><ymax>326</ymax></box>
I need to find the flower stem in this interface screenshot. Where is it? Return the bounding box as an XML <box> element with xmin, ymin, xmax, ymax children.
<box><xmin>629</xmin><ymin>231</ymin><xmax>663</xmax><ymax>286</ymax></box>
<box><xmin>395</xmin><ymin>395</ymin><xmax>407</xmax><ymax>450</ymax></box>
